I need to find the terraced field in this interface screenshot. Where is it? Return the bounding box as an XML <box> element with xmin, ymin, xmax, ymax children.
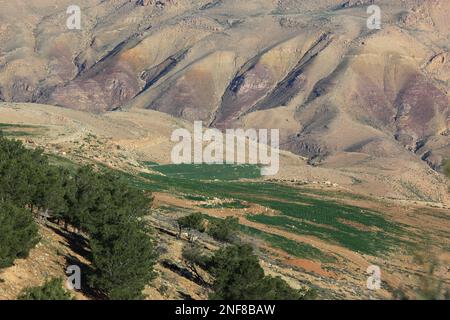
<box><xmin>2</xmin><ymin>126</ymin><xmax>446</xmax><ymax>298</ymax></box>
<box><xmin>144</xmin><ymin>162</ymin><xmax>262</xmax><ymax>180</ymax></box>
<box><xmin>0</xmin><ymin>123</ymin><xmax>44</xmax><ymax>137</ymax></box>
<box><xmin>119</xmin><ymin>164</ymin><xmax>408</xmax><ymax>257</ymax></box>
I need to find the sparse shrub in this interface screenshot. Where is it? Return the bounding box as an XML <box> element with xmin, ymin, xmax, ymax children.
<box><xmin>393</xmin><ymin>242</ymin><xmax>449</xmax><ymax>300</ymax></box>
<box><xmin>158</xmin><ymin>283</ymin><xmax>169</xmax><ymax>296</ymax></box>
<box><xmin>18</xmin><ymin>278</ymin><xmax>72</xmax><ymax>300</ymax></box>
<box><xmin>207</xmin><ymin>216</ymin><xmax>239</xmax><ymax>243</ymax></box>
<box><xmin>182</xmin><ymin>244</ymin><xmax>210</xmax><ymax>269</ymax></box>
<box><xmin>182</xmin><ymin>244</ymin><xmax>210</xmax><ymax>284</ymax></box>
<box><xmin>177</xmin><ymin>212</ymin><xmax>205</xmax><ymax>237</ymax></box>
<box><xmin>252</xmin><ymin>276</ymin><xmax>316</xmax><ymax>300</ymax></box>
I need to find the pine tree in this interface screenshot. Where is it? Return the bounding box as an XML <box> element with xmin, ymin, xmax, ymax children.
<box><xmin>88</xmin><ymin>222</ymin><xmax>157</xmax><ymax>300</ymax></box>
<box><xmin>209</xmin><ymin>244</ymin><xmax>312</xmax><ymax>300</ymax></box>
<box><xmin>209</xmin><ymin>244</ymin><xmax>264</xmax><ymax>300</ymax></box>
<box><xmin>0</xmin><ymin>137</ymin><xmax>47</xmax><ymax>207</ymax></box>
<box><xmin>207</xmin><ymin>216</ymin><xmax>239</xmax><ymax>242</ymax></box>
<box><xmin>66</xmin><ymin>167</ymin><xmax>150</xmax><ymax>235</ymax></box>
<box><xmin>66</xmin><ymin>167</ymin><xmax>156</xmax><ymax>299</ymax></box>
<box><xmin>32</xmin><ymin>166</ymin><xmax>68</xmax><ymax>221</ymax></box>
<box><xmin>177</xmin><ymin>212</ymin><xmax>205</xmax><ymax>237</ymax></box>
<box><xmin>18</xmin><ymin>278</ymin><xmax>73</xmax><ymax>300</ymax></box>
<box><xmin>0</xmin><ymin>201</ymin><xmax>39</xmax><ymax>269</ymax></box>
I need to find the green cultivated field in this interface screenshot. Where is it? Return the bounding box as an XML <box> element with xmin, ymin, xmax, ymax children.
<box><xmin>116</xmin><ymin>164</ymin><xmax>407</xmax><ymax>257</ymax></box>
<box><xmin>238</xmin><ymin>224</ymin><xmax>336</xmax><ymax>263</ymax></box>
<box><xmin>202</xmin><ymin>215</ymin><xmax>334</xmax><ymax>262</ymax></box>
<box><xmin>0</xmin><ymin>123</ymin><xmax>43</xmax><ymax>137</ymax></box>
<box><xmin>45</xmin><ymin>160</ymin><xmax>407</xmax><ymax>259</ymax></box>
<box><xmin>145</xmin><ymin>163</ymin><xmax>261</xmax><ymax>180</ymax></box>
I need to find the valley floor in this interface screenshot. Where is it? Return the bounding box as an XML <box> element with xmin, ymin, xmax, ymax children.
<box><xmin>0</xmin><ymin>103</ymin><xmax>449</xmax><ymax>299</ymax></box>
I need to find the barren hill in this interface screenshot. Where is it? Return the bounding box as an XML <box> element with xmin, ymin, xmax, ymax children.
<box><xmin>1</xmin><ymin>0</ymin><xmax>449</xmax><ymax>301</ymax></box>
<box><xmin>0</xmin><ymin>102</ymin><xmax>448</xmax><ymax>203</ymax></box>
<box><xmin>0</xmin><ymin>1</ymin><xmax>449</xmax><ymax>199</ymax></box>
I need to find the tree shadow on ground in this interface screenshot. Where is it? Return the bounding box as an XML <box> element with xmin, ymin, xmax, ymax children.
<box><xmin>46</xmin><ymin>223</ymin><xmax>107</xmax><ymax>300</ymax></box>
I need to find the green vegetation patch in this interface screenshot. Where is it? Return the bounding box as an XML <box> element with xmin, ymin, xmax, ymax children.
<box><xmin>46</xmin><ymin>154</ymin><xmax>79</xmax><ymax>172</ymax></box>
<box><xmin>148</xmin><ymin>163</ymin><xmax>261</xmax><ymax>181</ymax></box>
<box><xmin>238</xmin><ymin>224</ymin><xmax>335</xmax><ymax>263</ymax></box>
<box><xmin>0</xmin><ymin>123</ymin><xmax>44</xmax><ymax>137</ymax></box>
<box><xmin>125</xmin><ymin>173</ymin><xmax>406</xmax><ymax>256</ymax></box>
<box><xmin>142</xmin><ymin>161</ymin><xmax>159</xmax><ymax>167</ymax></box>
<box><xmin>18</xmin><ymin>278</ymin><xmax>73</xmax><ymax>300</ymax></box>
<box><xmin>203</xmin><ymin>215</ymin><xmax>333</xmax><ymax>262</ymax></box>
<box><xmin>182</xmin><ymin>194</ymin><xmax>211</xmax><ymax>201</ymax></box>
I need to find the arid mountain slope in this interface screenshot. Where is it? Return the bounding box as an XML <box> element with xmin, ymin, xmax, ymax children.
<box><xmin>0</xmin><ymin>102</ymin><xmax>448</xmax><ymax>204</ymax></box>
<box><xmin>1</xmin><ymin>102</ymin><xmax>449</xmax><ymax>300</ymax></box>
<box><xmin>0</xmin><ymin>0</ymin><xmax>449</xmax><ymax>199</ymax></box>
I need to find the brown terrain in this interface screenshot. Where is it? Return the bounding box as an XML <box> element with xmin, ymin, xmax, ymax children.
<box><xmin>0</xmin><ymin>0</ymin><xmax>449</xmax><ymax>202</ymax></box>
<box><xmin>0</xmin><ymin>103</ymin><xmax>448</xmax><ymax>300</ymax></box>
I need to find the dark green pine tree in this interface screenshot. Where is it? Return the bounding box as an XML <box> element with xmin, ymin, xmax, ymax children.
<box><xmin>209</xmin><ymin>244</ymin><xmax>264</xmax><ymax>300</ymax></box>
<box><xmin>0</xmin><ymin>137</ymin><xmax>47</xmax><ymax>207</ymax></box>
<box><xmin>207</xmin><ymin>216</ymin><xmax>239</xmax><ymax>243</ymax></box>
<box><xmin>65</xmin><ymin>167</ymin><xmax>150</xmax><ymax>235</ymax></box>
<box><xmin>177</xmin><ymin>212</ymin><xmax>205</xmax><ymax>236</ymax></box>
<box><xmin>64</xmin><ymin>166</ymin><xmax>103</xmax><ymax>231</ymax></box>
<box><xmin>18</xmin><ymin>278</ymin><xmax>73</xmax><ymax>300</ymax></box>
<box><xmin>32</xmin><ymin>166</ymin><xmax>69</xmax><ymax>220</ymax></box>
<box><xmin>88</xmin><ymin>222</ymin><xmax>157</xmax><ymax>300</ymax></box>
<box><xmin>0</xmin><ymin>201</ymin><xmax>39</xmax><ymax>269</ymax></box>
<box><xmin>66</xmin><ymin>167</ymin><xmax>156</xmax><ymax>299</ymax></box>
<box><xmin>209</xmin><ymin>244</ymin><xmax>312</xmax><ymax>300</ymax></box>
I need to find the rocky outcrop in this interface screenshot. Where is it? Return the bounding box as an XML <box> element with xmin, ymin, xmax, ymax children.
<box><xmin>0</xmin><ymin>0</ymin><xmax>448</xmax><ymax>174</ymax></box>
<box><xmin>394</xmin><ymin>74</ymin><xmax>449</xmax><ymax>151</ymax></box>
<box><xmin>135</xmin><ymin>0</ymin><xmax>178</xmax><ymax>7</ymax></box>
<box><xmin>10</xmin><ymin>79</ymin><xmax>36</xmax><ymax>103</ymax></box>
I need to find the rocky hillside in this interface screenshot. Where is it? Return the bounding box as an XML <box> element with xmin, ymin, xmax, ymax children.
<box><xmin>1</xmin><ymin>109</ymin><xmax>448</xmax><ymax>300</ymax></box>
<box><xmin>0</xmin><ymin>0</ymin><xmax>449</xmax><ymax>194</ymax></box>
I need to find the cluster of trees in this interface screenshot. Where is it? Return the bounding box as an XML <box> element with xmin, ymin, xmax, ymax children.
<box><xmin>177</xmin><ymin>213</ymin><xmax>239</xmax><ymax>243</ymax></box>
<box><xmin>0</xmin><ymin>136</ymin><xmax>156</xmax><ymax>299</ymax></box>
<box><xmin>0</xmin><ymin>202</ymin><xmax>39</xmax><ymax>269</ymax></box>
<box><xmin>182</xmin><ymin>243</ymin><xmax>315</xmax><ymax>300</ymax></box>
<box><xmin>1</xmin><ymin>134</ymin><xmax>311</xmax><ymax>300</ymax></box>
<box><xmin>63</xmin><ymin>167</ymin><xmax>157</xmax><ymax>300</ymax></box>
<box><xmin>0</xmin><ymin>137</ymin><xmax>45</xmax><ymax>269</ymax></box>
